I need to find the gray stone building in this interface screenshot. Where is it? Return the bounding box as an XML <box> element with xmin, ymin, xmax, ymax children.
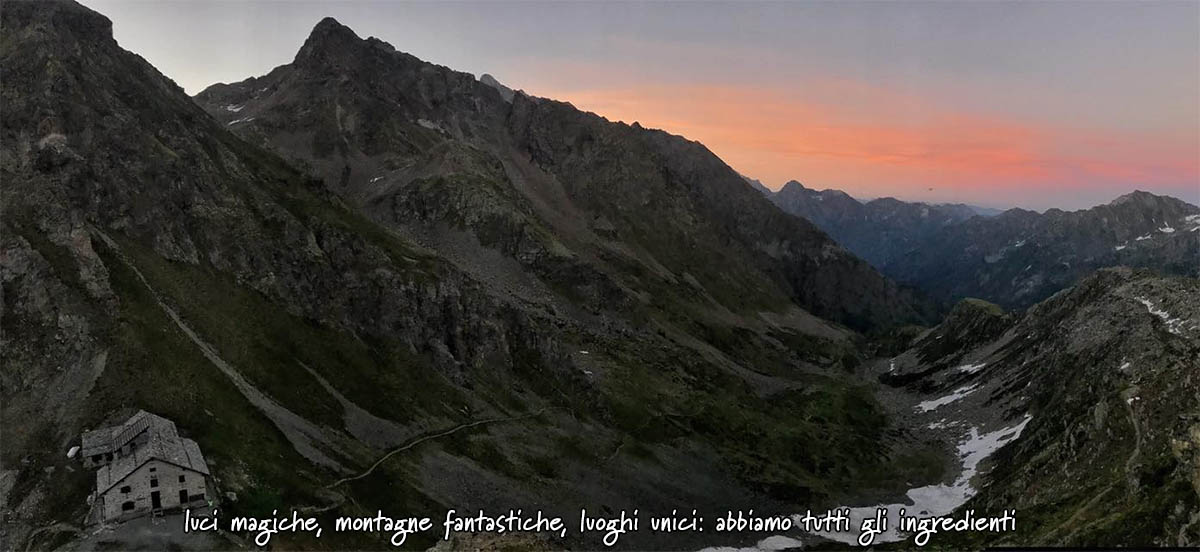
<box><xmin>81</xmin><ymin>411</ymin><xmax>210</xmax><ymax>522</ymax></box>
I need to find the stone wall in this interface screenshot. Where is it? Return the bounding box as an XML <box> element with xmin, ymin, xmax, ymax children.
<box><xmin>100</xmin><ymin>459</ymin><xmax>208</xmax><ymax>521</ymax></box>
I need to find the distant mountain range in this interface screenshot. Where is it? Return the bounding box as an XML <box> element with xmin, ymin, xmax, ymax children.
<box><xmin>768</xmin><ymin>180</ymin><xmax>994</xmax><ymax>267</ymax></box>
<box><xmin>763</xmin><ymin>181</ymin><xmax>1200</xmax><ymax>308</ymax></box>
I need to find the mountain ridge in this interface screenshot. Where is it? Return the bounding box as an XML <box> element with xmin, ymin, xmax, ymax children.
<box><xmin>194</xmin><ymin>16</ymin><xmax>936</xmax><ymax>332</ymax></box>
<box><xmin>765</xmin><ymin>179</ymin><xmax>1199</xmax><ymax>308</ymax></box>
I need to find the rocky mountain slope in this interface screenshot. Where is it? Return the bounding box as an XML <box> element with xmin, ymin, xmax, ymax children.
<box><xmin>769</xmin><ymin>181</ymin><xmax>1199</xmax><ymax>309</ymax></box>
<box><xmin>2</xmin><ymin>3</ymin><xmax>940</xmax><ymax>550</ymax></box>
<box><xmin>193</xmin><ymin>18</ymin><xmax>934</xmax><ymax>333</ymax></box>
<box><xmin>880</xmin><ymin>268</ymin><xmax>1200</xmax><ymax>547</ymax></box>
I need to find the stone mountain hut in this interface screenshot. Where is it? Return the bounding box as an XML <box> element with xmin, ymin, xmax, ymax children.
<box><xmin>80</xmin><ymin>410</ymin><xmax>210</xmax><ymax>522</ymax></box>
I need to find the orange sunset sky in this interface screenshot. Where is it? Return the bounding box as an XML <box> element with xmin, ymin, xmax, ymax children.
<box><xmin>85</xmin><ymin>0</ymin><xmax>1200</xmax><ymax>210</ymax></box>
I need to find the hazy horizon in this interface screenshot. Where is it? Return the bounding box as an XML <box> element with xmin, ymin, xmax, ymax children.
<box><xmin>80</xmin><ymin>0</ymin><xmax>1199</xmax><ymax>211</ymax></box>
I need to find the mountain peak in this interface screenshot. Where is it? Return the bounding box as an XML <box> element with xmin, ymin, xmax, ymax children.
<box><xmin>780</xmin><ymin>180</ymin><xmax>808</xmax><ymax>194</ymax></box>
<box><xmin>309</xmin><ymin>16</ymin><xmax>358</xmax><ymax>41</ymax></box>
<box><xmin>294</xmin><ymin>16</ymin><xmax>363</xmax><ymax>64</ymax></box>
<box><xmin>1106</xmin><ymin>190</ymin><xmax>1200</xmax><ymax>213</ymax></box>
<box><xmin>479</xmin><ymin>73</ymin><xmax>516</xmax><ymax>102</ymax></box>
<box><xmin>1108</xmin><ymin>189</ymin><xmax>1164</xmax><ymax>206</ymax></box>
<box><xmin>4</xmin><ymin>0</ymin><xmax>114</xmax><ymax>46</ymax></box>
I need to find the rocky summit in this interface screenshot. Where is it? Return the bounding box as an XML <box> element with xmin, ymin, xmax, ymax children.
<box><xmin>2</xmin><ymin>1</ymin><xmax>1198</xmax><ymax>550</ymax></box>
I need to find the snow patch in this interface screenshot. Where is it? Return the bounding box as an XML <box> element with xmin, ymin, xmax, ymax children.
<box><xmin>224</xmin><ymin>104</ymin><xmax>244</xmax><ymax>113</ymax></box>
<box><xmin>916</xmin><ymin>384</ymin><xmax>979</xmax><ymax>413</ymax></box>
<box><xmin>1135</xmin><ymin>234</ymin><xmax>1152</xmax><ymax>241</ymax></box>
<box><xmin>955</xmin><ymin>362</ymin><xmax>987</xmax><ymax>375</ymax></box>
<box><xmin>227</xmin><ymin>117</ymin><xmax>255</xmax><ymax>126</ymax></box>
<box><xmin>1114</xmin><ymin>244</ymin><xmax>1127</xmax><ymax>251</ymax></box>
<box><xmin>1136</xmin><ymin>296</ymin><xmax>1187</xmax><ymax>335</ymax></box>
<box><xmin>1159</xmin><ymin>225</ymin><xmax>1176</xmax><ymax>233</ymax></box>
<box><xmin>807</xmin><ymin>415</ymin><xmax>1033</xmax><ymax>545</ymax></box>
<box><xmin>927</xmin><ymin>419</ymin><xmax>958</xmax><ymax>430</ymax></box>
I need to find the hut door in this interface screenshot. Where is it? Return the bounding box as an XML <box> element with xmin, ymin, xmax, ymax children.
<box><xmin>180</xmin><ymin>490</ymin><xmax>189</xmax><ymax>505</ymax></box>
<box><xmin>151</xmin><ymin>491</ymin><xmax>161</xmax><ymax>510</ymax></box>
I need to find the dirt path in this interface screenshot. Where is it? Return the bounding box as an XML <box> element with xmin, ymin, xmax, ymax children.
<box><xmin>326</xmin><ymin>408</ymin><xmax>557</xmax><ymax>490</ymax></box>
